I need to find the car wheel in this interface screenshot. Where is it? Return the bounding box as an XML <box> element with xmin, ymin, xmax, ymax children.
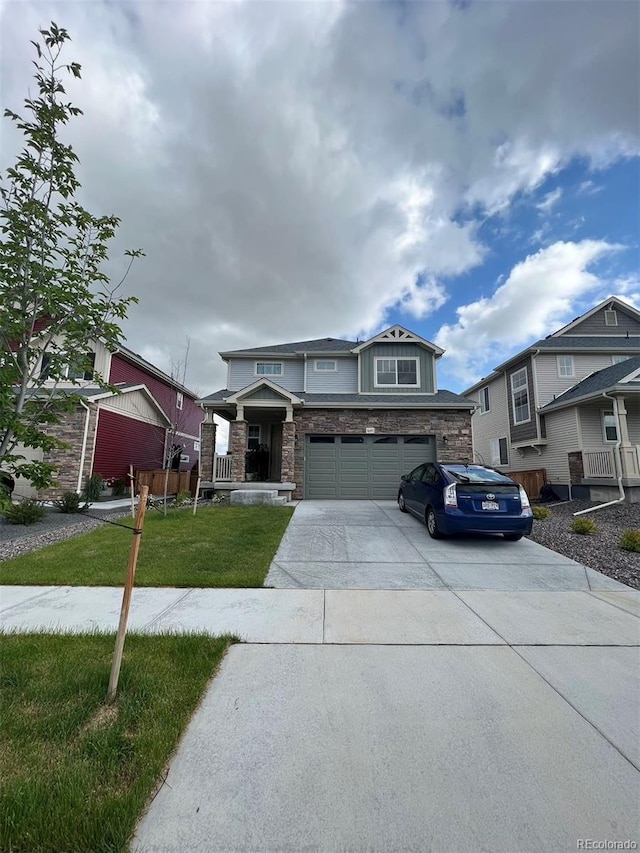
<box><xmin>426</xmin><ymin>507</ymin><xmax>443</xmax><ymax>539</ymax></box>
<box><xmin>398</xmin><ymin>492</ymin><xmax>408</xmax><ymax>513</ymax></box>
<box><xmin>503</xmin><ymin>533</ymin><xmax>523</xmax><ymax>541</ymax></box>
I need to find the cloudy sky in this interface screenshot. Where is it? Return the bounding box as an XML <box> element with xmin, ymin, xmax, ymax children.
<box><xmin>2</xmin><ymin>0</ymin><xmax>639</xmax><ymax>404</ymax></box>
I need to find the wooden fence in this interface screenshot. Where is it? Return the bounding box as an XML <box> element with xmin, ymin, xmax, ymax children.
<box><xmin>506</xmin><ymin>468</ymin><xmax>546</xmax><ymax>500</ymax></box>
<box><xmin>136</xmin><ymin>469</ymin><xmax>191</xmax><ymax>496</ymax></box>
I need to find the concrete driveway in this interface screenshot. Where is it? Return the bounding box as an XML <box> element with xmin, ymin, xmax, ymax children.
<box><xmin>133</xmin><ymin>500</ymin><xmax>640</xmax><ymax>852</ymax></box>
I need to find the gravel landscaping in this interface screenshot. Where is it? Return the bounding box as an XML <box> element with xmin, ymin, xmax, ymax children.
<box><xmin>528</xmin><ymin>500</ymin><xmax>640</xmax><ymax>590</ymax></box>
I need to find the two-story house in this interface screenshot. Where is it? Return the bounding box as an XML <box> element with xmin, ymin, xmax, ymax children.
<box><xmin>464</xmin><ymin>297</ymin><xmax>640</xmax><ymax>502</ymax></box>
<box><xmin>13</xmin><ymin>339</ymin><xmax>203</xmax><ymax>500</ymax></box>
<box><xmin>198</xmin><ymin>326</ymin><xmax>476</xmax><ymax>500</ymax></box>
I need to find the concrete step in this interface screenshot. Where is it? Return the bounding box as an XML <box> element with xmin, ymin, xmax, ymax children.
<box><xmin>230</xmin><ymin>490</ymin><xmax>279</xmax><ymax>506</ymax></box>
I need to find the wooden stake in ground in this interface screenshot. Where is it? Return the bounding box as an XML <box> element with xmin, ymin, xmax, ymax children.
<box><xmin>106</xmin><ymin>485</ymin><xmax>149</xmax><ymax>703</ymax></box>
<box><xmin>193</xmin><ymin>474</ymin><xmax>201</xmax><ymax>516</ymax></box>
<box><xmin>129</xmin><ymin>464</ymin><xmax>135</xmax><ymax>519</ymax></box>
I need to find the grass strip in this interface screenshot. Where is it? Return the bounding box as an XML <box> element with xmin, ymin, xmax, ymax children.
<box><xmin>0</xmin><ymin>505</ymin><xmax>293</xmax><ymax>587</ymax></box>
<box><xmin>0</xmin><ymin>631</ymin><xmax>235</xmax><ymax>852</ymax></box>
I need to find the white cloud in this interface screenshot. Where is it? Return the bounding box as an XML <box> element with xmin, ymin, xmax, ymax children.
<box><xmin>536</xmin><ymin>187</ymin><xmax>563</xmax><ymax>214</ymax></box>
<box><xmin>1</xmin><ymin>1</ymin><xmax>638</xmax><ymax>394</ymax></box>
<box><xmin>436</xmin><ymin>240</ymin><xmax>622</xmax><ymax>384</ymax></box>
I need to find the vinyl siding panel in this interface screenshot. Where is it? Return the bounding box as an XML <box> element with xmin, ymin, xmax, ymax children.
<box><xmin>470</xmin><ymin>374</ymin><xmax>510</xmax><ymax>468</ymax></box>
<box><xmin>100</xmin><ymin>389</ymin><xmax>167</xmax><ymax>425</ymax></box>
<box><xmin>580</xmin><ymin>404</ymin><xmax>610</xmax><ymax>447</ymax></box>
<box><xmin>539</xmin><ymin>409</ymin><xmax>580</xmax><ymax>485</ymax></box>
<box><xmin>561</xmin><ymin>306</ymin><xmax>640</xmax><ymax>335</ymax></box>
<box><xmin>534</xmin><ymin>353</ymin><xmax>625</xmax><ymax>407</ymax></box>
<box><xmin>227</xmin><ymin>358</ymin><xmax>304</xmax><ymax>392</ymax></box>
<box><xmin>306</xmin><ymin>357</ymin><xmax>358</xmax><ymax>392</ymax></box>
<box><xmin>627</xmin><ymin>398</ymin><xmax>640</xmax><ymax>444</ymax></box>
<box><xmin>242</xmin><ymin>387</ymin><xmax>289</xmax><ymax>401</ymax></box>
<box><xmin>93</xmin><ymin>409</ymin><xmax>166</xmax><ymax>479</ymax></box>
<box><xmin>360</xmin><ymin>344</ymin><xmax>435</xmax><ymax>393</ymax></box>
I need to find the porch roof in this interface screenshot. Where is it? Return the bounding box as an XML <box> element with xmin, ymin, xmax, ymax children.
<box><xmin>540</xmin><ymin>356</ymin><xmax>640</xmax><ymax>412</ymax></box>
<box><xmin>199</xmin><ymin>388</ymin><xmax>476</xmax><ymax>410</ymax></box>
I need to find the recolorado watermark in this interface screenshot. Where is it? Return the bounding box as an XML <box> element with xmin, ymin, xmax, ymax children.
<box><xmin>577</xmin><ymin>842</ymin><xmax>637</xmax><ymax>850</ymax></box>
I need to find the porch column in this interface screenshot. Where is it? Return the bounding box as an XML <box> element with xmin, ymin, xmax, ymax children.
<box><xmin>615</xmin><ymin>396</ymin><xmax>640</xmax><ymax>478</ymax></box>
<box><xmin>281</xmin><ymin>420</ymin><xmax>296</xmax><ymax>483</ymax></box>
<box><xmin>200</xmin><ymin>417</ymin><xmax>217</xmax><ymax>481</ymax></box>
<box><xmin>615</xmin><ymin>396</ymin><xmax>631</xmax><ymax>446</ymax></box>
<box><xmin>230</xmin><ymin>420</ymin><xmax>247</xmax><ymax>482</ymax></box>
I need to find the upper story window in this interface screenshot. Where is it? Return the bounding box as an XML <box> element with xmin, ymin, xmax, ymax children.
<box><xmin>255</xmin><ymin>361</ymin><xmax>282</xmax><ymax>377</ymax></box>
<box><xmin>602</xmin><ymin>410</ymin><xmax>618</xmax><ymax>443</ymax></box>
<box><xmin>510</xmin><ymin>367</ymin><xmax>530</xmax><ymax>424</ymax></box>
<box><xmin>314</xmin><ymin>359</ymin><xmax>336</xmax><ymax>372</ymax></box>
<box><xmin>40</xmin><ymin>351</ymin><xmax>95</xmax><ymax>381</ymax></box>
<box><xmin>604</xmin><ymin>309</ymin><xmax>618</xmax><ymax>326</ymax></box>
<box><xmin>374</xmin><ymin>357</ymin><xmax>419</xmax><ymax>387</ymax></box>
<box><xmin>556</xmin><ymin>355</ymin><xmax>574</xmax><ymax>378</ymax></box>
<box><xmin>176</xmin><ymin>391</ymin><xmax>184</xmax><ymax>410</ymax></box>
<box><xmin>612</xmin><ymin>355</ymin><xmax>630</xmax><ymax>365</ymax></box>
<box><xmin>479</xmin><ymin>387</ymin><xmax>490</xmax><ymax>413</ymax></box>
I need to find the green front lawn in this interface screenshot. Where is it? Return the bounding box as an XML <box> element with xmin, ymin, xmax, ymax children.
<box><xmin>0</xmin><ymin>632</ymin><xmax>235</xmax><ymax>853</ymax></box>
<box><xmin>0</xmin><ymin>506</ymin><xmax>293</xmax><ymax>587</ymax></box>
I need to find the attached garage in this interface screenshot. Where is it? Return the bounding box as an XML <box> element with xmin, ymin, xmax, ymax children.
<box><xmin>305</xmin><ymin>434</ymin><xmax>436</xmax><ymax>499</ymax></box>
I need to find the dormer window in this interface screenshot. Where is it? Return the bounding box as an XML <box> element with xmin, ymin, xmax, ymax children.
<box><xmin>255</xmin><ymin>362</ymin><xmax>282</xmax><ymax>377</ymax></box>
<box><xmin>374</xmin><ymin>357</ymin><xmax>419</xmax><ymax>387</ymax></box>
<box><xmin>604</xmin><ymin>309</ymin><xmax>618</xmax><ymax>326</ymax></box>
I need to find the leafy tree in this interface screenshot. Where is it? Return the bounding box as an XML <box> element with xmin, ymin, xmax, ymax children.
<box><xmin>0</xmin><ymin>23</ymin><xmax>143</xmax><ymax>489</ymax></box>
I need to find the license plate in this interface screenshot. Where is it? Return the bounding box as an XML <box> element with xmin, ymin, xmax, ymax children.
<box><xmin>482</xmin><ymin>501</ymin><xmax>500</xmax><ymax>511</ymax></box>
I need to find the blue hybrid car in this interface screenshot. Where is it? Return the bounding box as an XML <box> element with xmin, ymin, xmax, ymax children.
<box><xmin>398</xmin><ymin>462</ymin><xmax>533</xmax><ymax>541</ymax></box>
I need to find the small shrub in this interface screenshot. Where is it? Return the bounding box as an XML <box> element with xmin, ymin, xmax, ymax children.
<box><xmin>619</xmin><ymin>529</ymin><xmax>640</xmax><ymax>553</ymax></box>
<box><xmin>83</xmin><ymin>474</ymin><xmax>104</xmax><ymax>502</ymax></box>
<box><xmin>2</xmin><ymin>499</ymin><xmax>46</xmax><ymax>525</ymax></box>
<box><xmin>112</xmin><ymin>477</ymin><xmax>128</xmax><ymax>497</ymax></box>
<box><xmin>175</xmin><ymin>490</ymin><xmax>192</xmax><ymax>506</ymax></box>
<box><xmin>532</xmin><ymin>506</ymin><xmax>551</xmax><ymax>520</ymax></box>
<box><xmin>53</xmin><ymin>492</ymin><xmax>89</xmax><ymax>514</ymax></box>
<box><xmin>571</xmin><ymin>517</ymin><xmax>597</xmax><ymax>535</ymax></box>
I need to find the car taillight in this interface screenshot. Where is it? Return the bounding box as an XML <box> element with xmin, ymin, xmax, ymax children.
<box><xmin>518</xmin><ymin>485</ymin><xmax>531</xmax><ymax>509</ymax></box>
<box><xmin>444</xmin><ymin>483</ymin><xmax>457</xmax><ymax>508</ymax></box>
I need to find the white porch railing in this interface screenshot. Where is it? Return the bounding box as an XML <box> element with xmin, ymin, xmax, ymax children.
<box><xmin>583</xmin><ymin>448</ymin><xmax>615</xmax><ymax>479</ymax></box>
<box><xmin>214</xmin><ymin>453</ymin><xmax>232</xmax><ymax>481</ymax></box>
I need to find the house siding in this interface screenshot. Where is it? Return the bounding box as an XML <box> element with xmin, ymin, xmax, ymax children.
<box><xmin>470</xmin><ymin>374</ymin><xmax>510</xmax><ymax>468</ymax></box>
<box><xmin>627</xmin><ymin>398</ymin><xmax>640</xmax><ymax>444</ymax></box>
<box><xmin>534</xmin><ymin>353</ymin><xmax>626</xmax><ymax>407</ymax></box>
<box><xmin>360</xmin><ymin>343</ymin><xmax>435</xmax><ymax>393</ymax></box>
<box><xmin>227</xmin><ymin>358</ymin><xmax>304</xmax><ymax>393</ymax></box>
<box><xmin>506</xmin><ymin>356</ymin><xmax>537</xmax><ymax>442</ymax></box>
<box><xmin>560</xmin><ymin>306</ymin><xmax>640</xmax><ymax>336</ymax></box>
<box><xmin>109</xmin><ymin>354</ymin><xmax>202</xmax><ymax>439</ymax></box>
<box><xmin>538</xmin><ymin>409</ymin><xmax>580</xmax><ymax>486</ymax></box>
<box><xmin>93</xmin><ymin>409</ymin><xmax>166</xmax><ymax>479</ymax></box>
<box><xmin>99</xmin><ymin>389</ymin><xmax>167</xmax><ymax>424</ymax></box>
<box><xmin>580</xmin><ymin>403</ymin><xmax>610</xmax><ymax>447</ymax></box>
<box><xmin>306</xmin><ymin>357</ymin><xmax>358</xmax><ymax>393</ymax></box>
<box><xmin>242</xmin><ymin>387</ymin><xmax>290</xmax><ymax>401</ymax></box>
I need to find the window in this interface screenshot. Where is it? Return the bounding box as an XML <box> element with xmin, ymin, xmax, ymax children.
<box><xmin>404</xmin><ymin>436</ymin><xmax>430</xmax><ymax>444</ymax></box>
<box><xmin>374</xmin><ymin>357</ymin><xmax>418</xmax><ymax>387</ymax></box>
<box><xmin>408</xmin><ymin>464</ymin><xmax>427</xmax><ymax>481</ymax></box>
<box><xmin>612</xmin><ymin>355</ymin><xmax>630</xmax><ymax>365</ymax></box>
<box><xmin>490</xmin><ymin>437</ymin><xmax>509</xmax><ymax>466</ymax></box>
<box><xmin>67</xmin><ymin>352</ymin><xmax>95</xmax><ymax>381</ymax></box>
<box><xmin>309</xmin><ymin>435</ymin><xmax>334</xmax><ymax>443</ymax></box>
<box><xmin>374</xmin><ymin>436</ymin><xmax>397</xmax><ymax>444</ymax></box>
<box><xmin>557</xmin><ymin>355</ymin><xmax>574</xmax><ymax>378</ymax></box>
<box><xmin>479</xmin><ymin>387</ymin><xmax>490</xmax><ymax>413</ymax></box>
<box><xmin>247</xmin><ymin>424</ymin><xmax>261</xmax><ymax>450</ymax></box>
<box><xmin>604</xmin><ymin>309</ymin><xmax>618</xmax><ymax>326</ymax></box>
<box><xmin>39</xmin><ymin>353</ymin><xmax>51</xmax><ymax>379</ymax></box>
<box><xmin>510</xmin><ymin>368</ymin><xmax>530</xmax><ymax>424</ymax></box>
<box><xmin>602</xmin><ymin>411</ymin><xmax>618</xmax><ymax>443</ymax></box>
<box><xmin>193</xmin><ymin>440</ymin><xmax>200</xmax><ymax>451</ymax></box>
<box><xmin>176</xmin><ymin>391</ymin><xmax>184</xmax><ymax>411</ymax></box>
<box><xmin>314</xmin><ymin>360</ymin><xmax>336</xmax><ymax>372</ymax></box>
<box><xmin>341</xmin><ymin>435</ymin><xmax>364</xmax><ymax>443</ymax></box>
<box><xmin>255</xmin><ymin>362</ymin><xmax>282</xmax><ymax>376</ymax></box>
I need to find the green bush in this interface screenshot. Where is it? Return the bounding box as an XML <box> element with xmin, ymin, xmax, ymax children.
<box><xmin>619</xmin><ymin>529</ymin><xmax>640</xmax><ymax>553</ymax></box>
<box><xmin>2</xmin><ymin>499</ymin><xmax>46</xmax><ymax>525</ymax></box>
<box><xmin>53</xmin><ymin>491</ymin><xmax>89</xmax><ymax>514</ymax></box>
<box><xmin>175</xmin><ymin>490</ymin><xmax>193</xmax><ymax>505</ymax></box>
<box><xmin>83</xmin><ymin>473</ymin><xmax>104</xmax><ymax>502</ymax></box>
<box><xmin>532</xmin><ymin>506</ymin><xmax>551</xmax><ymax>520</ymax></box>
<box><xmin>571</xmin><ymin>517</ymin><xmax>597</xmax><ymax>535</ymax></box>
<box><xmin>112</xmin><ymin>477</ymin><xmax>128</xmax><ymax>497</ymax></box>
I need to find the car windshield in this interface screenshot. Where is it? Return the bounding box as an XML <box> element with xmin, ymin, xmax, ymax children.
<box><xmin>443</xmin><ymin>465</ymin><xmax>514</xmax><ymax>484</ymax></box>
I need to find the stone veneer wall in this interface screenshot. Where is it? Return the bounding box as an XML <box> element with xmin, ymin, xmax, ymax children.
<box><xmin>568</xmin><ymin>451</ymin><xmax>584</xmax><ymax>485</ymax></box>
<box><xmin>230</xmin><ymin>420</ymin><xmax>247</xmax><ymax>482</ymax></box>
<box><xmin>200</xmin><ymin>421</ymin><xmax>217</xmax><ymax>480</ymax></box>
<box><xmin>291</xmin><ymin>408</ymin><xmax>473</xmax><ymax>499</ymax></box>
<box><xmin>281</xmin><ymin>421</ymin><xmax>296</xmax><ymax>482</ymax></box>
<box><xmin>38</xmin><ymin>404</ymin><xmax>99</xmax><ymax>500</ymax></box>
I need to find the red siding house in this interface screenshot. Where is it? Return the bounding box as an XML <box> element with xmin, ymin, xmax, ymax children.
<box><xmin>13</xmin><ymin>340</ymin><xmax>203</xmax><ymax>500</ymax></box>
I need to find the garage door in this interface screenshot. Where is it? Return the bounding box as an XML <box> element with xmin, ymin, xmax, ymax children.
<box><xmin>305</xmin><ymin>434</ymin><xmax>436</xmax><ymax>499</ymax></box>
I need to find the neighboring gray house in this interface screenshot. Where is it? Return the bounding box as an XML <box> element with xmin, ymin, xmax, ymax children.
<box><xmin>198</xmin><ymin>325</ymin><xmax>476</xmax><ymax>500</ymax></box>
<box><xmin>463</xmin><ymin>297</ymin><xmax>640</xmax><ymax>502</ymax></box>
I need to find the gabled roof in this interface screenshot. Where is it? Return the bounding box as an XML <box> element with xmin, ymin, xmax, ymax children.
<box><xmin>26</xmin><ymin>383</ymin><xmax>172</xmax><ymax>423</ymax></box>
<box><xmin>351</xmin><ymin>325</ymin><xmax>444</xmax><ymax>357</ymax></box>
<box><xmin>225</xmin><ymin>379</ymin><xmax>302</xmax><ymax>404</ymax></box>
<box><xmin>220</xmin><ymin>338</ymin><xmax>357</xmax><ymax>357</ymax></box>
<box><xmin>540</xmin><ymin>356</ymin><xmax>640</xmax><ymax>412</ymax></box>
<box><xmin>114</xmin><ymin>343</ymin><xmax>197</xmax><ymax>398</ymax></box>
<box><xmin>550</xmin><ymin>296</ymin><xmax>640</xmax><ymax>336</ymax></box>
